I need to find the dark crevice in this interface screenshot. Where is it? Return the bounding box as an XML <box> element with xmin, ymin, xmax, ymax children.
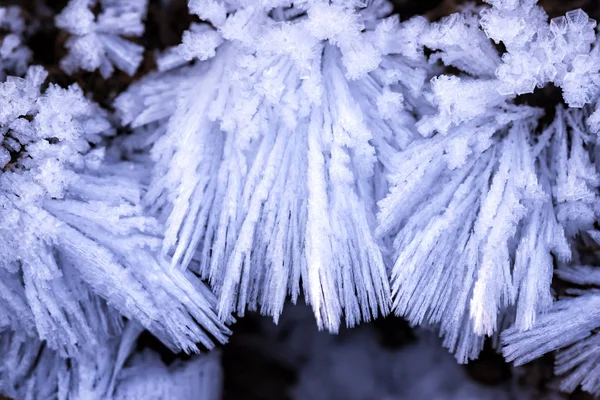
<box><xmin>134</xmin><ymin>330</ymin><xmax>192</xmax><ymax>366</ymax></box>
<box><xmin>514</xmin><ymin>84</ymin><xmax>566</xmax><ymax>127</ymax></box>
<box><xmin>464</xmin><ymin>340</ymin><xmax>512</xmax><ymax>386</ymax></box>
<box><xmin>144</xmin><ymin>0</ymin><xmax>196</xmax><ymax>52</ymax></box>
<box><xmin>372</xmin><ymin>314</ymin><xmax>415</xmax><ymax>349</ymax></box>
<box><xmin>221</xmin><ymin>311</ymin><xmax>297</xmax><ymax>400</ymax></box>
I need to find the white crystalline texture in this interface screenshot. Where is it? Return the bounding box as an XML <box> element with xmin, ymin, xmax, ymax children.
<box><xmin>417</xmin><ymin>76</ymin><xmax>507</xmax><ymax>135</ymax></box>
<box><xmin>478</xmin><ymin>3</ymin><xmax>600</xmax><ymax>104</ymax></box>
<box><xmin>0</xmin><ymin>65</ymin><xmax>230</xmax><ymax>379</ymax></box>
<box><xmin>503</xmin><ymin>293</ymin><xmax>600</xmax><ymax>389</ymax></box>
<box><xmin>378</xmin><ymin>110</ymin><xmax>572</xmax><ymax>361</ymax></box>
<box><xmin>115</xmin><ymin>350</ymin><xmax>222</xmax><ymax>400</ymax></box>
<box><xmin>114</xmin><ymin>2</ymin><xmax>600</xmax><ymax>387</ymax></box>
<box><xmin>55</xmin><ymin>0</ymin><xmax>148</xmax><ymax>77</ymax></box>
<box><xmin>5</xmin><ymin>0</ymin><xmax>600</xmax><ymax>398</ymax></box>
<box><xmin>305</xmin><ymin>3</ymin><xmax>382</xmax><ymax>79</ymax></box>
<box><xmin>188</xmin><ymin>0</ymin><xmax>227</xmax><ymax>27</ymax></box>
<box><xmin>421</xmin><ymin>11</ymin><xmax>501</xmax><ymax>77</ymax></box>
<box><xmin>178</xmin><ymin>23</ymin><xmax>223</xmax><ymax>62</ymax></box>
<box><xmin>115</xmin><ymin>0</ymin><xmax>432</xmax><ymax>334</ymax></box>
<box><xmin>0</xmin><ymin>6</ymin><xmax>32</xmax><ymax>80</ymax></box>
<box><xmin>0</xmin><ymin>324</ymin><xmax>223</xmax><ymax>400</ymax></box>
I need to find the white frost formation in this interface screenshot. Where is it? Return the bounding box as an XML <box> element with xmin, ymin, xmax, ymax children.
<box><xmin>116</xmin><ymin>0</ymin><xmax>429</xmax><ymax>332</ymax></box>
<box><xmin>3</xmin><ymin>0</ymin><xmax>600</xmax><ymax>397</ymax></box>
<box><xmin>56</xmin><ymin>0</ymin><xmax>148</xmax><ymax>77</ymax></box>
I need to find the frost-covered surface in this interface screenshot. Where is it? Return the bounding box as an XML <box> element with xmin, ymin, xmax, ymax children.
<box><xmin>0</xmin><ymin>323</ymin><xmax>222</xmax><ymax>400</ymax></box>
<box><xmin>373</xmin><ymin>0</ymin><xmax>600</xmax><ymax>365</ymax></box>
<box><xmin>4</xmin><ymin>0</ymin><xmax>600</xmax><ymax>397</ymax></box>
<box><xmin>379</xmin><ymin>102</ymin><xmax>599</xmax><ymax>362</ymax></box>
<box><xmin>56</xmin><ymin>0</ymin><xmax>148</xmax><ymax>77</ymax></box>
<box><xmin>502</xmin><ymin>241</ymin><xmax>600</xmax><ymax>395</ymax></box>
<box><xmin>116</xmin><ymin>0</ymin><xmax>429</xmax><ymax>332</ymax></box>
<box><xmin>0</xmin><ymin>65</ymin><xmax>229</xmax><ymax>355</ymax></box>
<box><xmin>0</xmin><ymin>64</ymin><xmax>229</xmax><ymax>398</ymax></box>
<box><xmin>0</xmin><ymin>6</ymin><xmax>32</xmax><ymax>80</ymax></box>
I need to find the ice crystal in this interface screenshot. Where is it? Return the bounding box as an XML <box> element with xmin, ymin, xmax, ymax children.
<box><xmin>0</xmin><ymin>6</ymin><xmax>32</xmax><ymax>80</ymax></box>
<box><xmin>56</xmin><ymin>0</ymin><xmax>148</xmax><ymax>78</ymax></box>
<box><xmin>0</xmin><ymin>65</ymin><xmax>229</xmax><ymax>370</ymax></box>
<box><xmin>0</xmin><ymin>323</ymin><xmax>222</xmax><ymax>399</ymax></box>
<box><xmin>372</xmin><ymin>2</ymin><xmax>600</xmax><ymax>370</ymax></box>
<box><xmin>116</xmin><ymin>0</ymin><xmax>429</xmax><ymax>332</ymax></box>
<box><xmin>4</xmin><ymin>0</ymin><xmax>600</xmax><ymax>397</ymax></box>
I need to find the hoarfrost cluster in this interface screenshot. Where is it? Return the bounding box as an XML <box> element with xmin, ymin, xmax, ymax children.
<box><xmin>0</xmin><ymin>6</ymin><xmax>32</xmax><ymax>80</ymax></box>
<box><xmin>2</xmin><ymin>0</ymin><xmax>600</xmax><ymax>398</ymax></box>
<box><xmin>55</xmin><ymin>0</ymin><xmax>148</xmax><ymax>77</ymax></box>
